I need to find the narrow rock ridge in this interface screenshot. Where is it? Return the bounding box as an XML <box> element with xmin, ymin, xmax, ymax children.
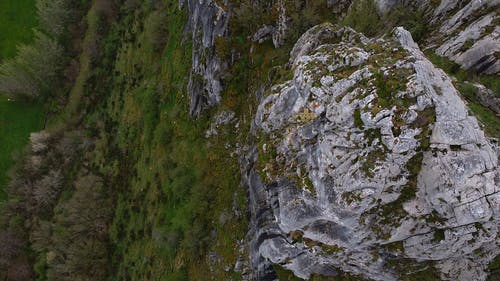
<box><xmin>180</xmin><ymin>0</ymin><xmax>229</xmax><ymax>116</ymax></box>
<box><xmin>244</xmin><ymin>23</ymin><xmax>500</xmax><ymax>281</ymax></box>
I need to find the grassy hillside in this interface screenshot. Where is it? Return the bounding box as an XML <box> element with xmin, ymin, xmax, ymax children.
<box><xmin>0</xmin><ymin>0</ymin><xmax>44</xmax><ymax>199</ymax></box>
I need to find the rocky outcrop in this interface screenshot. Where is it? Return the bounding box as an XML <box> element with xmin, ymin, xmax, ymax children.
<box><xmin>427</xmin><ymin>0</ymin><xmax>500</xmax><ymax>74</ymax></box>
<box><xmin>180</xmin><ymin>0</ymin><xmax>229</xmax><ymax>116</ymax></box>
<box><xmin>205</xmin><ymin>110</ymin><xmax>237</xmax><ymax>138</ymax></box>
<box><xmin>250</xmin><ymin>0</ymin><xmax>288</xmax><ymax>48</ymax></box>
<box><xmin>252</xmin><ymin>25</ymin><xmax>276</xmax><ymax>44</ymax></box>
<box><xmin>272</xmin><ymin>0</ymin><xmax>288</xmax><ymax>48</ymax></box>
<box><xmin>373</xmin><ymin>0</ymin><xmax>431</xmax><ymax>14</ymax></box>
<box><xmin>245</xmin><ymin>23</ymin><xmax>500</xmax><ymax>281</ymax></box>
<box><xmin>370</xmin><ymin>0</ymin><xmax>499</xmax><ymax>75</ymax></box>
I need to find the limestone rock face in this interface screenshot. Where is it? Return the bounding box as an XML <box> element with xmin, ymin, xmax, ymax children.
<box><xmin>180</xmin><ymin>0</ymin><xmax>229</xmax><ymax>116</ymax></box>
<box><xmin>246</xmin><ymin>23</ymin><xmax>500</xmax><ymax>281</ymax></box>
<box><xmin>372</xmin><ymin>0</ymin><xmax>499</xmax><ymax>74</ymax></box>
<box><xmin>427</xmin><ymin>0</ymin><xmax>500</xmax><ymax>74</ymax></box>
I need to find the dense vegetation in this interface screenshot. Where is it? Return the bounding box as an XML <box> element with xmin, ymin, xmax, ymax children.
<box><xmin>0</xmin><ymin>0</ymin><xmax>498</xmax><ymax>280</ymax></box>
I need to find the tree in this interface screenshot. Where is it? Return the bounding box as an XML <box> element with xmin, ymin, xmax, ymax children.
<box><xmin>32</xmin><ymin>170</ymin><xmax>63</xmax><ymax>213</ymax></box>
<box><xmin>0</xmin><ymin>31</ymin><xmax>64</xmax><ymax>98</ymax></box>
<box><xmin>47</xmin><ymin>173</ymin><xmax>112</xmax><ymax>281</ymax></box>
<box><xmin>36</xmin><ymin>0</ymin><xmax>77</xmax><ymax>39</ymax></box>
<box><xmin>6</xmin><ymin>258</ymin><xmax>34</xmax><ymax>281</ymax></box>
<box><xmin>0</xmin><ymin>230</ymin><xmax>24</xmax><ymax>268</ymax></box>
<box><xmin>0</xmin><ymin>230</ymin><xmax>34</xmax><ymax>281</ymax></box>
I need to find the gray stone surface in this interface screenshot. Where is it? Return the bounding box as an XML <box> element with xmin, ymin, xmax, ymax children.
<box><xmin>428</xmin><ymin>0</ymin><xmax>500</xmax><ymax>74</ymax></box>
<box><xmin>180</xmin><ymin>0</ymin><xmax>229</xmax><ymax>116</ymax></box>
<box><xmin>374</xmin><ymin>0</ymin><xmax>400</xmax><ymax>14</ymax></box>
<box><xmin>473</xmin><ymin>83</ymin><xmax>500</xmax><ymax>115</ymax></box>
<box><xmin>252</xmin><ymin>25</ymin><xmax>275</xmax><ymax>43</ymax></box>
<box><xmin>245</xmin><ymin>23</ymin><xmax>500</xmax><ymax>281</ymax></box>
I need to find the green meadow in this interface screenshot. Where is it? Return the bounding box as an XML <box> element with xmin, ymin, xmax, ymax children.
<box><xmin>0</xmin><ymin>0</ymin><xmax>44</xmax><ymax>199</ymax></box>
<box><xmin>0</xmin><ymin>0</ymin><xmax>37</xmax><ymax>58</ymax></box>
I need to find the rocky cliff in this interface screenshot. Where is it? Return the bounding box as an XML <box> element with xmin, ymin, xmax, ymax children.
<box><xmin>244</xmin><ymin>23</ymin><xmax>500</xmax><ymax>281</ymax></box>
<box><xmin>180</xmin><ymin>0</ymin><xmax>229</xmax><ymax>116</ymax></box>
<box><xmin>184</xmin><ymin>0</ymin><xmax>500</xmax><ymax>279</ymax></box>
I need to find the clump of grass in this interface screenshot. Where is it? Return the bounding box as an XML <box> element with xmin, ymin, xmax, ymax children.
<box><xmin>488</xmin><ymin>254</ymin><xmax>500</xmax><ymax>276</ymax></box>
<box><xmin>354</xmin><ymin>108</ymin><xmax>364</xmax><ymax>129</ymax></box>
